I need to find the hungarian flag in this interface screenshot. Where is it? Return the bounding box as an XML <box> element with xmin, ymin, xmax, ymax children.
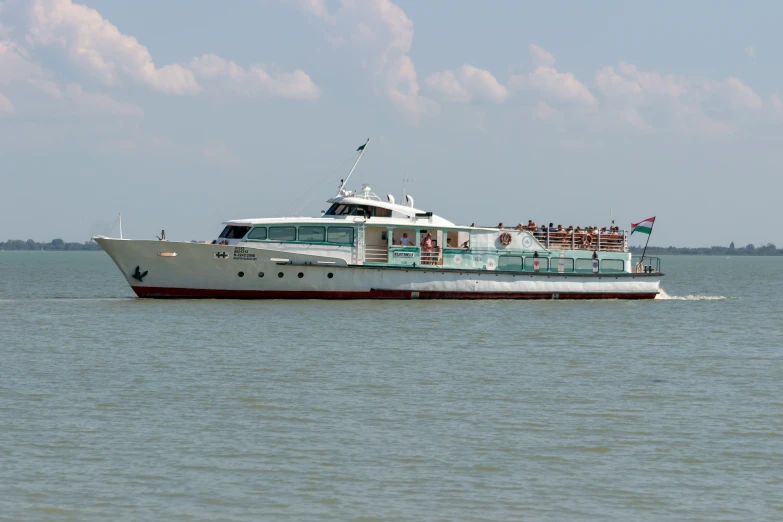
<box><xmin>631</xmin><ymin>216</ymin><xmax>655</xmax><ymax>235</ymax></box>
<box><xmin>357</xmin><ymin>140</ymin><xmax>368</xmax><ymax>152</ymax></box>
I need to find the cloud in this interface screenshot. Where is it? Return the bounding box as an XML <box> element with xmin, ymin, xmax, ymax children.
<box><xmin>512</xmin><ymin>44</ymin><xmax>596</xmax><ymax>107</ymax></box>
<box><xmin>745</xmin><ymin>45</ymin><xmax>755</xmax><ymax>58</ymax></box>
<box><xmin>594</xmin><ymin>65</ymin><xmax>642</xmax><ymax>99</ymax></box>
<box><xmin>293</xmin><ymin>0</ymin><xmax>436</xmax><ymax>114</ymax></box>
<box><xmin>534</xmin><ymin>101</ymin><xmax>556</xmax><ymax>120</ymax></box>
<box><xmin>26</xmin><ymin>0</ymin><xmax>200</xmax><ymax>95</ymax></box>
<box><xmin>295</xmin><ymin>0</ymin><xmax>335</xmax><ymax>23</ymax></box>
<box><xmin>0</xmin><ymin>91</ymin><xmax>14</xmax><ymax>115</ymax></box>
<box><xmin>616</xmin><ymin>62</ymin><xmax>687</xmax><ymax>98</ymax></box>
<box><xmin>594</xmin><ymin>60</ymin><xmax>763</xmax><ymax>134</ymax></box>
<box><xmin>345</xmin><ymin>0</ymin><xmax>435</xmax><ymax>114</ymax></box>
<box><xmin>0</xmin><ymin>37</ymin><xmax>144</xmax><ymax>117</ymax></box>
<box><xmin>526</xmin><ymin>66</ymin><xmax>597</xmax><ymax>106</ymax></box>
<box><xmin>621</xmin><ymin>107</ymin><xmax>650</xmax><ymax>130</ymax></box>
<box><xmin>723</xmin><ymin>77</ymin><xmax>761</xmax><ymax>110</ymax></box>
<box><xmin>0</xmin><ymin>40</ymin><xmax>47</xmax><ymax>85</ymax></box>
<box><xmin>426</xmin><ymin>64</ymin><xmax>509</xmax><ymax>103</ymax></box>
<box><xmin>528</xmin><ymin>44</ymin><xmax>556</xmax><ymax>67</ymax></box>
<box><xmin>190</xmin><ymin>54</ymin><xmax>320</xmax><ymax>100</ymax></box>
<box><xmin>425</xmin><ymin>70</ymin><xmax>469</xmax><ymax>103</ymax></box>
<box><xmin>1</xmin><ymin>38</ymin><xmax>64</xmax><ymax>98</ymax></box>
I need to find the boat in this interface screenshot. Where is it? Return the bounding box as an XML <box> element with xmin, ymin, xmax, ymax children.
<box><xmin>94</xmin><ymin>141</ymin><xmax>662</xmax><ymax>299</ymax></box>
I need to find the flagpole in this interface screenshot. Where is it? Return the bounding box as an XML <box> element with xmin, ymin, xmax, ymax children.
<box><xmin>338</xmin><ymin>138</ymin><xmax>370</xmax><ymax>196</ymax></box>
<box><xmin>639</xmin><ymin>219</ymin><xmax>655</xmax><ymax>267</ymax></box>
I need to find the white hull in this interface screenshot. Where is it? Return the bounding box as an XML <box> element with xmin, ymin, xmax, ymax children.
<box><xmin>96</xmin><ymin>238</ymin><xmax>661</xmax><ymax>300</ymax></box>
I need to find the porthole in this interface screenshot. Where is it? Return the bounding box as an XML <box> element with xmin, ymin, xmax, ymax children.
<box><xmin>298</xmin><ymin>272</ymin><xmax>304</xmax><ymax>278</ymax></box>
<box><xmin>327</xmin><ymin>273</ymin><xmax>334</xmax><ymax>279</ymax></box>
<box><xmin>238</xmin><ymin>271</ymin><xmax>244</xmax><ymax>278</ymax></box>
<box><xmin>278</xmin><ymin>272</ymin><xmax>284</xmax><ymax>278</ymax></box>
<box><xmin>258</xmin><ymin>272</ymin><xmax>264</xmax><ymax>278</ymax></box>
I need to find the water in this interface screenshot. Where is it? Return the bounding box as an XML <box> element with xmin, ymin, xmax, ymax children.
<box><xmin>1</xmin><ymin>252</ymin><xmax>782</xmax><ymax>521</ymax></box>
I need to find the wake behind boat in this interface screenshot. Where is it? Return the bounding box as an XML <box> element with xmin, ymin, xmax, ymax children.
<box><xmin>94</xmin><ymin>140</ymin><xmax>663</xmax><ymax>299</ymax></box>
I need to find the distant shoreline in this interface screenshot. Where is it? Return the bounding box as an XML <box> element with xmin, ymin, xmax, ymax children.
<box><xmin>0</xmin><ymin>239</ymin><xmax>101</xmax><ymax>251</ymax></box>
<box><xmin>629</xmin><ymin>245</ymin><xmax>782</xmax><ymax>256</ymax></box>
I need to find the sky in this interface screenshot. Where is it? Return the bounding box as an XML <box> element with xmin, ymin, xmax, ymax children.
<box><xmin>1</xmin><ymin>0</ymin><xmax>782</xmax><ymax>247</ymax></box>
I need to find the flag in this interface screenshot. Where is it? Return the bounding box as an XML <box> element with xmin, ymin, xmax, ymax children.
<box><xmin>631</xmin><ymin>216</ymin><xmax>655</xmax><ymax>235</ymax></box>
<box><xmin>357</xmin><ymin>142</ymin><xmax>367</xmax><ymax>152</ymax></box>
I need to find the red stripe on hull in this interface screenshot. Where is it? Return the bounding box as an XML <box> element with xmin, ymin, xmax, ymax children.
<box><xmin>132</xmin><ymin>286</ymin><xmax>657</xmax><ymax>300</ymax></box>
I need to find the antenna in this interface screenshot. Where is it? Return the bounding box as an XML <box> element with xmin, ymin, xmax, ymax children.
<box><xmin>337</xmin><ymin>138</ymin><xmax>370</xmax><ymax>196</ymax></box>
<box><xmin>402</xmin><ymin>178</ymin><xmax>415</xmax><ymax>202</ymax></box>
<box><xmin>109</xmin><ymin>213</ymin><xmax>123</xmax><ymax>239</ymax></box>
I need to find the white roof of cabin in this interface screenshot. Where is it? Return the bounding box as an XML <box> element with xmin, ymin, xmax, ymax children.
<box><xmin>224</xmin><ymin>194</ymin><xmax>457</xmax><ymax>227</ymax></box>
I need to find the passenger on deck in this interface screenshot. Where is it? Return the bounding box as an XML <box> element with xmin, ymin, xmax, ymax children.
<box><xmin>515</xmin><ymin>223</ymin><xmax>524</xmax><ymax>230</ymax></box>
<box><xmin>470</xmin><ymin>222</ymin><xmax>475</xmax><ymax>227</ymax></box>
<box><xmin>528</xmin><ymin>220</ymin><xmax>537</xmax><ymax>231</ymax></box>
<box><xmin>446</xmin><ymin>238</ymin><xmax>453</xmax><ymax>247</ymax></box>
<box><xmin>497</xmin><ymin>222</ymin><xmax>504</xmax><ymax>229</ymax></box>
<box><xmin>400</xmin><ymin>233</ymin><xmax>410</xmax><ymax>246</ymax></box>
<box><xmin>461</xmin><ymin>241</ymin><xmax>470</xmax><ymax>249</ymax></box>
<box><xmin>549</xmin><ymin>222</ymin><xmax>556</xmax><ymax>232</ymax></box>
<box><xmin>575</xmin><ymin>226</ymin><xmax>582</xmax><ymax>234</ymax></box>
<box><xmin>421</xmin><ymin>233</ymin><xmax>433</xmax><ymax>263</ymax></box>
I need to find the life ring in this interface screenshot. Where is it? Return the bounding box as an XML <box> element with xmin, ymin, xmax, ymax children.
<box><xmin>582</xmin><ymin>235</ymin><xmax>592</xmax><ymax>247</ymax></box>
<box><xmin>499</xmin><ymin>232</ymin><xmax>512</xmax><ymax>246</ymax></box>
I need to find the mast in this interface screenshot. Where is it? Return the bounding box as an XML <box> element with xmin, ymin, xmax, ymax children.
<box><xmin>337</xmin><ymin>138</ymin><xmax>370</xmax><ymax>196</ymax></box>
<box><xmin>639</xmin><ymin>219</ymin><xmax>655</xmax><ymax>267</ymax></box>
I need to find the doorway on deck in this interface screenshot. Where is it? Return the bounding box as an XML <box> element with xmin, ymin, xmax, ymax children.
<box><xmin>364</xmin><ymin>226</ymin><xmax>389</xmax><ymax>263</ymax></box>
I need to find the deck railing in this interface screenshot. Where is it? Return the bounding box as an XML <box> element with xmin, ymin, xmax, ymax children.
<box><xmin>364</xmin><ymin>246</ymin><xmax>389</xmax><ymax>263</ymax></box>
<box><xmin>527</xmin><ymin>230</ymin><xmax>628</xmax><ymax>252</ymax></box>
<box><xmin>420</xmin><ymin>249</ymin><xmax>441</xmax><ymax>265</ymax></box>
<box><xmin>632</xmin><ymin>256</ymin><xmax>661</xmax><ymax>273</ymax></box>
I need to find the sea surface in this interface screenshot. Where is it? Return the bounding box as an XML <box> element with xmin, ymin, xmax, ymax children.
<box><xmin>1</xmin><ymin>252</ymin><xmax>782</xmax><ymax>521</ymax></box>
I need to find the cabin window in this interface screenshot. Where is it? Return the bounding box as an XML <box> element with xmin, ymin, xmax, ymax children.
<box><xmin>328</xmin><ymin>227</ymin><xmax>354</xmax><ymax>244</ymax></box>
<box><xmin>298</xmin><ymin>226</ymin><xmax>325</xmax><ymax>242</ymax></box>
<box><xmin>268</xmin><ymin>226</ymin><xmax>297</xmax><ymax>242</ymax></box>
<box><xmin>524</xmin><ymin>257</ymin><xmax>549</xmax><ymax>271</ymax></box>
<box><xmin>247</xmin><ymin>227</ymin><xmax>267</xmax><ymax>240</ymax></box>
<box><xmin>601</xmin><ymin>259</ymin><xmax>625</xmax><ymax>272</ymax></box>
<box><xmin>499</xmin><ymin>256</ymin><xmax>523</xmax><ymax>271</ymax></box>
<box><xmin>219</xmin><ymin>225</ymin><xmax>251</xmax><ymax>239</ymax></box>
<box><xmin>374</xmin><ymin>207</ymin><xmax>392</xmax><ymax>218</ymax></box>
<box><xmin>549</xmin><ymin>258</ymin><xmax>575</xmax><ymax>273</ymax></box>
<box><xmin>325</xmin><ymin>203</ymin><xmax>353</xmax><ymax>216</ymax></box>
<box><xmin>348</xmin><ymin>205</ymin><xmax>373</xmax><ymax>217</ymax></box>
